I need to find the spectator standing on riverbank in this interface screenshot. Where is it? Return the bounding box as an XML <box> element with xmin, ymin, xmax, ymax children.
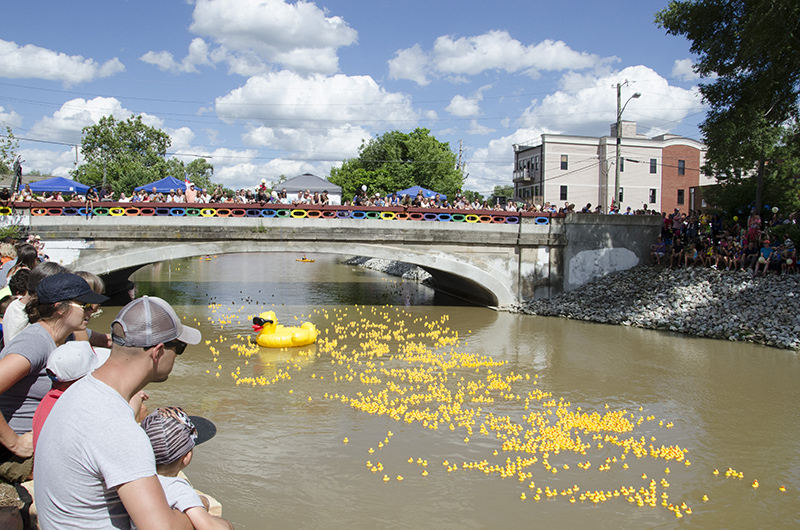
<box><xmin>35</xmin><ymin>296</ymin><xmax>200</xmax><ymax>529</ymax></box>
<box><xmin>747</xmin><ymin>209</ymin><xmax>762</xmax><ymax>245</ymax></box>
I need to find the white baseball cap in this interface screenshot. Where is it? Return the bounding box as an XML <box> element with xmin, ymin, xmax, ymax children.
<box><xmin>46</xmin><ymin>342</ymin><xmax>100</xmax><ymax>383</ymax></box>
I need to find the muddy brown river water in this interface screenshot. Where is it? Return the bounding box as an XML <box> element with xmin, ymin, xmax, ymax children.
<box><xmin>85</xmin><ymin>252</ymin><xmax>800</xmax><ymax>529</ymax></box>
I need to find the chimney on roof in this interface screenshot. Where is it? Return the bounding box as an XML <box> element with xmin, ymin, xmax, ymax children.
<box><xmin>610</xmin><ymin>121</ymin><xmax>637</xmax><ymax>138</ymax></box>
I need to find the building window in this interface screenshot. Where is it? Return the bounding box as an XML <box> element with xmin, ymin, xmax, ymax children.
<box><xmin>560</xmin><ymin>186</ymin><xmax>568</xmax><ymax>201</ymax></box>
<box><xmin>560</xmin><ymin>155</ymin><xmax>568</xmax><ymax>170</ymax></box>
<box><xmin>649</xmin><ymin>189</ymin><xmax>657</xmax><ymax>204</ymax></box>
<box><xmin>678</xmin><ymin>160</ymin><xmax>686</xmax><ymax>175</ymax></box>
<box><xmin>677</xmin><ymin>189</ymin><xmax>685</xmax><ymax>205</ymax></box>
<box><xmin>650</xmin><ymin>158</ymin><xmax>657</xmax><ymax>173</ymax></box>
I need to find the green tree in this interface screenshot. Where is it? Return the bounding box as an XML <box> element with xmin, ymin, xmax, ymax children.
<box><xmin>492</xmin><ymin>185</ymin><xmax>514</xmax><ymax>198</ymax></box>
<box><xmin>462</xmin><ymin>189</ymin><xmax>483</xmax><ymax>203</ymax></box>
<box><xmin>329</xmin><ymin>128</ymin><xmax>464</xmax><ymax>200</ymax></box>
<box><xmin>656</xmin><ymin>0</ymin><xmax>800</xmax><ymax>213</ymax></box>
<box><xmin>0</xmin><ymin>125</ymin><xmax>19</xmax><ymax>176</ymax></box>
<box><xmin>186</xmin><ymin>158</ymin><xmax>214</xmax><ymax>190</ymax></box>
<box><xmin>73</xmin><ymin>115</ymin><xmax>171</xmax><ymax>193</ymax></box>
<box><xmin>163</xmin><ymin>157</ymin><xmax>216</xmax><ymax>191</ymax></box>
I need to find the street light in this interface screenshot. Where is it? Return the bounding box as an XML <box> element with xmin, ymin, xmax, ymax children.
<box><xmin>614</xmin><ymin>82</ymin><xmax>640</xmax><ymax>212</ymax></box>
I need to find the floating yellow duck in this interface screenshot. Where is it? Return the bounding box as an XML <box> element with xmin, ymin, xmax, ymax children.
<box><xmin>252</xmin><ymin>311</ymin><xmax>318</xmax><ymax>348</ymax></box>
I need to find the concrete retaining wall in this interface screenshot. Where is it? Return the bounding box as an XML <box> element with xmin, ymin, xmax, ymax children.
<box><xmin>562</xmin><ymin>213</ymin><xmax>661</xmax><ymax>292</ymax></box>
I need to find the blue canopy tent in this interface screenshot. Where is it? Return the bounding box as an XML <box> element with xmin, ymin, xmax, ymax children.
<box><xmin>394</xmin><ymin>186</ymin><xmax>446</xmax><ymax>200</ymax></box>
<box><xmin>23</xmin><ymin>176</ymin><xmax>91</xmax><ymax>195</ymax></box>
<box><xmin>134</xmin><ymin>176</ymin><xmax>188</xmax><ymax>193</ymax></box>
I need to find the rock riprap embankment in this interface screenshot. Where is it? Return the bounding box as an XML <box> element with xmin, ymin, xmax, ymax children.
<box><xmin>344</xmin><ymin>257</ymin><xmax>434</xmax><ymax>285</ymax></box>
<box><xmin>515</xmin><ymin>267</ymin><xmax>800</xmax><ymax>350</ymax></box>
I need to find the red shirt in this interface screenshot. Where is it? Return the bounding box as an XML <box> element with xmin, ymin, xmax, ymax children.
<box><xmin>32</xmin><ymin>387</ymin><xmax>64</xmax><ymax>451</ymax></box>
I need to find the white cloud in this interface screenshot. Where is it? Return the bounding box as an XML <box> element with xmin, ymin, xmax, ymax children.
<box><xmin>0</xmin><ymin>39</ymin><xmax>124</xmax><ymax>85</ymax></box>
<box><xmin>445</xmin><ymin>85</ymin><xmax>491</xmax><ymax>117</ymax></box>
<box><xmin>215</xmin><ymin>159</ymin><xmax>318</xmax><ymax>190</ymax></box>
<box><xmin>30</xmin><ymin>97</ymin><xmax>130</xmax><ymax>144</ymax></box>
<box><xmin>165</xmin><ymin>127</ymin><xmax>196</xmax><ymax>152</ymax></box>
<box><xmin>140</xmin><ymin>38</ymin><xmax>212</xmax><ymax>74</ymax></box>
<box><xmin>446</xmin><ymin>95</ymin><xmax>482</xmax><ymax>117</ymax></box>
<box><xmin>27</xmin><ymin>98</ymin><xmax>194</xmax><ymax>156</ymax></box>
<box><xmin>467</xmin><ymin>120</ymin><xmax>495</xmax><ymax>135</ymax></box>
<box><xmin>671</xmin><ymin>58</ymin><xmax>699</xmax><ymax>82</ymax></box>
<box><xmin>243</xmin><ymin>125</ymin><xmax>367</xmax><ymax>161</ymax></box>
<box><xmin>216</xmin><ymin>71</ymin><xmax>417</xmax><ymax>158</ymax></box>
<box><xmin>390</xmin><ymin>30</ymin><xmax>615</xmax><ymax>85</ymax></box>
<box><xmin>186</xmin><ymin>0</ymin><xmax>357</xmax><ymax>75</ymax></box>
<box><xmin>517</xmin><ymin>65</ymin><xmax>704</xmax><ymax>137</ymax></box>
<box><xmin>0</xmin><ymin>107</ymin><xmax>23</xmax><ymax>129</ymax></box>
<box><xmin>388</xmin><ymin>45</ymin><xmax>430</xmax><ymax>85</ymax></box>
<box><xmin>19</xmin><ymin>147</ymin><xmax>77</xmax><ymax>178</ymax></box>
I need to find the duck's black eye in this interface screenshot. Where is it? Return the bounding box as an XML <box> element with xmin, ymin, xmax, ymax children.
<box><xmin>253</xmin><ymin>317</ymin><xmax>266</xmax><ymax>326</ymax></box>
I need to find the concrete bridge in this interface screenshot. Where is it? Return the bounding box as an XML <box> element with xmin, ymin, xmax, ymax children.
<box><xmin>5</xmin><ymin>205</ymin><xmax>660</xmax><ymax>309</ymax></box>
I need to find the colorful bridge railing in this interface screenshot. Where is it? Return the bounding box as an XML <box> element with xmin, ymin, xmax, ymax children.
<box><xmin>5</xmin><ymin>202</ymin><xmax>561</xmax><ymax>226</ymax></box>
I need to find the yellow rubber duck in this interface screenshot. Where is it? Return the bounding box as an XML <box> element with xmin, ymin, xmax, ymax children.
<box><xmin>252</xmin><ymin>311</ymin><xmax>318</xmax><ymax>348</ymax></box>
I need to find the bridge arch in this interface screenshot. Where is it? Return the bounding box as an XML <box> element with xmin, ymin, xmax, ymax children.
<box><xmin>74</xmin><ymin>240</ymin><xmax>512</xmax><ymax>307</ymax></box>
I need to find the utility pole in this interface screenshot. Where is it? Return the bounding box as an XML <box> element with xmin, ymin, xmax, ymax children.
<box><xmin>456</xmin><ymin>139</ymin><xmax>465</xmax><ymax>172</ymax></box>
<box><xmin>614</xmin><ymin>81</ymin><xmax>640</xmax><ymax>212</ymax></box>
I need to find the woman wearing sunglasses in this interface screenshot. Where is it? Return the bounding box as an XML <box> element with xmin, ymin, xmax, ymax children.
<box><xmin>0</xmin><ymin>273</ymin><xmax>107</xmax><ymax>484</ymax></box>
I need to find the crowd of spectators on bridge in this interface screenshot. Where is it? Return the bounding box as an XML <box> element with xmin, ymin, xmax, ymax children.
<box><xmin>5</xmin><ymin>181</ymin><xmax>660</xmax><ymax>215</ymax></box>
<box><xmin>650</xmin><ymin>207</ymin><xmax>800</xmax><ymax>275</ymax></box>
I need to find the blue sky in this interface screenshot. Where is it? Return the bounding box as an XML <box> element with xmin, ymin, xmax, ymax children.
<box><xmin>0</xmin><ymin>0</ymin><xmax>704</xmax><ymax>195</ymax></box>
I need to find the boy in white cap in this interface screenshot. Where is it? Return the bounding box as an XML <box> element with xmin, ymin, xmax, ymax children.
<box><xmin>31</xmin><ymin>342</ymin><xmax>98</xmax><ymax>450</ymax></box>
<box><xmin>140</xmin><ymin>407</ymin><xmax>232</xmax><ymax>530</ymax></box>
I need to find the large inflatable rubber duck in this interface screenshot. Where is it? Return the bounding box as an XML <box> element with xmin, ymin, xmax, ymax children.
<box><xmin>252</xmin><ymin>311</ymin><xmax>318</xmax><ymax>348</ymax></box>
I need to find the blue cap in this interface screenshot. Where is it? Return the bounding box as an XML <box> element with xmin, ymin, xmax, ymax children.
<box><xmin>36</xmin><ymin>273</ymin><xmax>108</xmax><ymax>305</ymax></box>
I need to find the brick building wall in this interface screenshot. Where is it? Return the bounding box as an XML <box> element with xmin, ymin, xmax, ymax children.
<box><xmin>661</xmin><ymin>144</ymin><xmax>702</xmax><ymax>214</ymax></box>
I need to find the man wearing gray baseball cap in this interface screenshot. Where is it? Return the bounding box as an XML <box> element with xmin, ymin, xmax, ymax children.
<box><xmin>34</xmin><ymin>296</ymin><xmax>204</xmax><ymax>530</ymax></box>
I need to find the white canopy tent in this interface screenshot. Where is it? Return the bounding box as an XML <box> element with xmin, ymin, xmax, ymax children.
<box><xmin>277</xmin><ymin>174</ymin><xmax>342</xmax><ymax>205</ymax></box>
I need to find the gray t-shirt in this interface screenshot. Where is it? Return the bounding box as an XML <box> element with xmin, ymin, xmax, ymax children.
<box><xmin>34</xmin><ymin>374</ymin><xmax>156</xmax><ymax>530</ymax></box>
<box><xmin>130</xmin><ymin>476</ymin><xmax>203</xmax><ymax>530</ymax></box>
<box><xmin>159</xmin><ymin>475</ymin><xmax>203</xmax><ymax>513</ymax></box>
<box><xmin>0</xmin><ymin>322</ymin><xmax>55</xmax><ymax>434</ymax></box>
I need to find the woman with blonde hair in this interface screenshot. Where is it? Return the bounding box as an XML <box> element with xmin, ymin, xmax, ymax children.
<box><xmin>0</xmin><ymin>243</ymin><xmax>15</xmax><ymax>266</ymax></box>
<box><xmin>73</xmin><ymin>271</ymin><xmax>112</xmax><ymax>348</ymax></box>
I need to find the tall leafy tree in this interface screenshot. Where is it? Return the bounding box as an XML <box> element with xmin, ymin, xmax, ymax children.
<box><xmin>0</xmin><ymin>125</ymin><xmax>19</xmax><ymax>176</ymax></box>
<box><xmin>164</xmin><ymin>157</ymin><xmax>215</xmax><ymax>191</ymax></box>
<box><xmin>656</xmin><ymin>0</ymin><xmax>800</xmax><ymax>212</ymax></box>
<box><xmin>73</xmin><ymin>115</ymin><xmax>171</xmax><ymax>192</ymax></box>
<box><xmin>329</xmin><ymin>128</ymin><xmax>464</xmax><ymax>200</ymax></box>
